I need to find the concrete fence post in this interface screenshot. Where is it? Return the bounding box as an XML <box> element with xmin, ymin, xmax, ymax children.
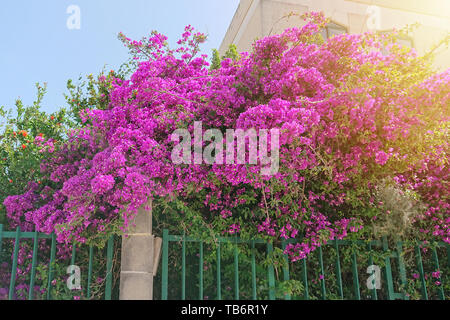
<box><xmin>119</xmin><ymin>199</ymin><xmax>155</xmax><ymax>300</ymax></box>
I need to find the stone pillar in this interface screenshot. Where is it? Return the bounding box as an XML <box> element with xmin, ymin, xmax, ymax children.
<box><xmin>119</xmin><ymin>199</ymin><xmax>154</xmax><ymax>300</ymax></box>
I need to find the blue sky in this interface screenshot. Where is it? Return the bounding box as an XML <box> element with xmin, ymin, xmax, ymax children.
<box><xmin>0</xmin><ymin>0</ymin><xmax>239</xmax><ymax>114</ymax></box>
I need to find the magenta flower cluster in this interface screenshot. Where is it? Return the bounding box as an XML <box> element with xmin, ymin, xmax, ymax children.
<box><xmin>3</xmin><ymin>13</ymin><xmax>449</xmax><ymax>263</ymax></box>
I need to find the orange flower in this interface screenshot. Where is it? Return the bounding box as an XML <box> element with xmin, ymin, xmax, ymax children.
<box><xmin>51</xmin><ymin>116</ymin><xmax>55</xmax><ymax>121</ymax></box>
<box><xmin>22</xmin><ymin>131</ymin><xmax>28</xmax><ymax>137</ymax></box>
<box><xmin>22</xmin><ymin>144</ymin><xmax>27</xmax><ymax>150</ymax></box>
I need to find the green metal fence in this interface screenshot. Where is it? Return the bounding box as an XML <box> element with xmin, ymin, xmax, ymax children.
<box><xmin>160</xmin><ymin>229</ymin><xmax>450</xmax><ymax>300</ymax></box>
<box><xmin>0</xmin><ymin>224</ymin><xmax>115</xmax><ymax>300</ymax></box>
<box><xmin>3</xmin><ymin>224</ymin><xmax>447</xmax><ymax>300</ymax></box>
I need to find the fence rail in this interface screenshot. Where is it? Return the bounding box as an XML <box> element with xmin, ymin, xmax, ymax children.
<box><xmin>160</xmin><ymin>229</ymin><xmax>450</xmax><ymax>300</ymax></box>
<box><xmin>2</xmin><ymin>224</ymin><xmax>448</xmax><ymax>300</ymax></box>
<box><xmin>0</xmin><ymin>224</ymin><xmax>115</xmax><ymax>300</ymax></box>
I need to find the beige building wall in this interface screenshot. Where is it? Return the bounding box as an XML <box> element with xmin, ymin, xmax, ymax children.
<box><xmin>220</xmin><ymin>0</ymin><xmax>450</xmax><ymax>70</ymax></box>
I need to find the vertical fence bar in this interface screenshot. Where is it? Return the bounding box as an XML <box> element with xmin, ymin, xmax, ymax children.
<box><xmin>181</xmin><ymin>234</ymin><xmax>186</xmax><ymax>300</ymax></box>
<box><xmin>0</xmin><ymin>224</ymin><xmax>3</xmax><ymax>297</ymax></box>
<box><xmin>71</xmin><ymin>242</ymin><xmax>76</xmax><ymax>266</ymax></box>
<box><xmin>9</xmin><ymin>227</ymin><xmax>21</xmax><ymax>300</ymax></box>
<box><xmin>267</xmin><ymin>242</ymin><xmax>276</xmax><ymax>300</ymax></box>
<box><xmin>351</xmin><ymin>249</ymin><xmax>361</xmax><ymax>300</ymax></box>
<box><xmin>234</xmin><ymin>238</ymin><xmax>239</xmax><ymax>300</ymax></box>
<box><xmin>396</xmin><ymin>241</ymin><xmax>408</xmax><ymax>300</ymax></box>
<box><xmin>335</xmin><ymin>240</ymin><xmax>344</xmax><ymax>299</ymax></box>
<box><xmin>0</xmin><ymin>223</ymin><xmax>2</xmax><ymax>300</ymax></box>
<box><xmin>302</xmin><ymin>258</ymin><xmax>309</xmax><ymax>300</ymax></box>
<box><xmin>87</xmin><ymin>245</ymin><xmax>94</xmax><ymax>299</ymax></box>
<box><xmin>382</xmin><ymin>237</ymin><xmax>395</xmax><ymax>300</ymax></box>
<box><xmin>0</xmin><ymin>224</ymin><xmax>3</xmax><ymax>261</ymax></box>
<box><xmin>447</xmin><ymin>245</ymin><xmax>450</xmax><ymax>267</ymax></box>
<box><xmin>282</xmin><ymin>241</ymin><xmax>291</xmax><ymax>300</ymax></box>
<box><xmin>28</xmin><ymin>230</ymin><xmax>39</xmax><ymax>300</ymax></box>
<box><xmin>251</xmin><ymin>240</ymin><xmax>257</xmax><ymax>300</ymax></box>
<box><xmin>415</xmin><ymin>242</ymin><xmax>428</xmax><ymax>300</ymax></box>
<box><xmin>104</xmin><ymin>235</ymin><xmax>114</xmax><ymax>300</ymax></box>
<box><xmin>161</xmin><ymin>229</ymin><xmax>169</xmax><ymax>300</ymax></box>
<box><xmin>367</xmin><ymin>242</ymin><xmax>378</xmax><ymax>300</ymax></box>
<box><xmin>46</xmin><ymin>233</ymin><xmax>56</xmax><ymax>300</ymax></box>
<box><xmin>431</xmin><ymin>246</ymin><xmax>445</xmax><ymax>300</ymax></box>
<box><xmin>199</xmin><ymin>241</ymin><xmax>204</xmax><ymax>300</ymax></box>
<box><xmin>318</xmin><ymin>246</ymin><xmax>326</xmax><ymax>300</ymax></box>
<box><xmin>216</xmin><ymin>240</ymin><xmax>221</xmax><ymax>300</ymax></box>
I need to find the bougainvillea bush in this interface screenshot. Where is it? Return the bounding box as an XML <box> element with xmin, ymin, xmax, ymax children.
<box><xmin>3</xmin><ymin>12</ymin><xmax>449</xmax><ymax>272</ymax></box>
<box><xmin>0</xmin><ymin>73</ymin><xmax>118</xmax><ymax>299</ymax></box>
